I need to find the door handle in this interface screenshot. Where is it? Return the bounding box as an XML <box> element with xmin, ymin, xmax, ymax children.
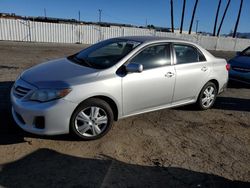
<box><xmin>165</xmin><ymin>72</ymin><xmax>175</xmax><ymax>78</ymax></box>
<box><xmin>201</xmin><ymin>66</ymin><xmax>208</xmax><ymax>72</ymax></box>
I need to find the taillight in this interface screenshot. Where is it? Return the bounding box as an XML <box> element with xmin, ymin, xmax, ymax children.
<box><xmin>226</xmin><ymin>64</ymin><xmax>230</xmax><ymax>71</ymax></box>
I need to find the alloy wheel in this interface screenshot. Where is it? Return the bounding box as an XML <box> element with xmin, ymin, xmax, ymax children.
<box><xmin>75</xmin><ymin>106</ymin><xmax>108</xmax><ymax>138</ymax></box>
<box><xmin>201</xmin><ymin>86</ymin><xmax>215</xmax><ymax>108</ymax></box>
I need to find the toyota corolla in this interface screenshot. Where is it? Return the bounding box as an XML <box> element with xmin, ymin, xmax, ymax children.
<box><xmin>11</xmin><ymin>36</ymin><xmax>229</xmax><ymax>140</ymax></box>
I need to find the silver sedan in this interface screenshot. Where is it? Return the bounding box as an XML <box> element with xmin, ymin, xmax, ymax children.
<box><xmin>11</xmin><ymin>36</ymin><xmax>229</xmax><ymax>140</ymax></box>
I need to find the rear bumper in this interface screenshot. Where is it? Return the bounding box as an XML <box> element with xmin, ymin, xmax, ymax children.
<box><xmin>219</xmin><ymin>82</ymin><xmax>228</xmax><ymax>94</ymax></box>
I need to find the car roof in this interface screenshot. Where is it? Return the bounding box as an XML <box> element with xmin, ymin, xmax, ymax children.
<box><xmin>112</xmin><ymin>35</ymin><xmax>216</xmax><ymax>60</ymax></box>
<box><xmin>114</xmin><ymin>35</ymin><xmax>183</xmax><ymax>43</ymax></box>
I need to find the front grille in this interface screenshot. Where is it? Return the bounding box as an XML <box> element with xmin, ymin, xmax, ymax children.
<box><xmin>14</xmin><ymin>85</ymin><xmax>31</xmax><ymax>98</ymax></box>
<box><xmin>232</xmin><ymin>66</ymin><xmax>250</xmax><ymax>73</ymax></box>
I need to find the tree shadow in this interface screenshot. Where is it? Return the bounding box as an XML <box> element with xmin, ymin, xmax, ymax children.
<box><xmin>0</xmin><ymin>149</ymin><xmax>249</xmax><ymax>188</ymax></box>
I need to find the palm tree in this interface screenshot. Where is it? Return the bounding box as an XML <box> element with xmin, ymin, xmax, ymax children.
<box><xmin>233</xmin><ymin>0</ymin><xmax>244</xmax><ymax>38</ymax></box>
<box><xmin>213</xmin><ymin>0</ymin><xmax>222</xmax><ymax>36</ymax></box>
<box><xmin>170</xmin><ymin>0</ymin><xmax>174</xmax><ymax>32</ymax></box>
<box><xmin>217</xmin><ymin>0</ymin><xmax>231</xmax><ymax>36</ymax></box>
<box><xmin>180</xmin><ymin>0</ymin><xmax>186</xmax><ymax>34</ymax></box>
<box><xmin>188</xmin><ymin>0</ymin><xmax>199</xmax><ymax>34</ymax></box>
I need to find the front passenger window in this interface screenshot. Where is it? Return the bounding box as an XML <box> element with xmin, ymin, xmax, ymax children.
<box><xmin>130</xmin><ymin>44</ymin><xmax>171</xmax><ymax>70</ymax></box>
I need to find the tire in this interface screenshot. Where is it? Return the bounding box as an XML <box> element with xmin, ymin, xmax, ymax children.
<box><xmin>70</xmin><ymin>98</ymin><xmax>114</xmax><ymax>140</ymax></box>
<box><xmin>196</xmin><ymin>82</ymin><xmax>218</xmax><ymax>110</ymax></box>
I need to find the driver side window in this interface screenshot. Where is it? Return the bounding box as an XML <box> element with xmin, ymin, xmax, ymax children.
<box><xmin>130</xmin><ymin>44</ymin><xmax>171</xmax><ymax>70</ymax></box>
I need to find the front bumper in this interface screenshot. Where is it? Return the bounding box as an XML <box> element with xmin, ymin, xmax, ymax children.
<box><xmin>11</xmin><ymin>87</ymin><xmax>78</xmax><ymax>135</ymax></box>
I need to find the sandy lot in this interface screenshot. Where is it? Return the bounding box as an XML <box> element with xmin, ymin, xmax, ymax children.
<box><xmin>0</xmin><ymin>41</ymin><xmax>249</xmax><ymax>187</ymax></box>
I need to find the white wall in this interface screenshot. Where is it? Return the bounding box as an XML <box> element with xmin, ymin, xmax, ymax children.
<box><xmin>1</xmin><ymin>18</ymin><xmax>250</xmax><ymax>51</ymax></box>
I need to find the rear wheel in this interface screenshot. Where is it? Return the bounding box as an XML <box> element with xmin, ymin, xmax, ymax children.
<box><xmin>197</xmin><ymin>82</ymin><xmax>217</xmax><ymax>110</ymax></box>
<box><xmin>70</xmin><ymin>98</ymin><xmax>114</xmax><ymax>140</ymax></box>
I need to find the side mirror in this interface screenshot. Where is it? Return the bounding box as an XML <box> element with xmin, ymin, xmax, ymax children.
<box><xmin>126</xmin><ymin>63</ymin><xmax>143</xmax><ymax>73</ymax></box>
<box><xmin>236</xmin><ymin>51</ymin><xmax>242</xmax><ymax>56</ymax></box>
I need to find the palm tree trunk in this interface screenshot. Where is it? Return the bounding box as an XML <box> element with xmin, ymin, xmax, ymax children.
<box><xmin>217</xmin><ymin>0</ymin><xmax>231</xmax><ymax>36</ymax></box>
<box><xmin>213</xmin><ymin>0</ymin><xmax>222</xmax><ymax>36</ymax></box>
<box><xmin>188</xmin><ymin>0</ymin><xmax>199</xmax><ymax>34</ymax></box>
<box><xmin>170</xmin><ymin>0</ymin><xmax>174</xmax><ymax>32</ymax></box>
<box><xmin>233</xmin><ymin>0</ymin><xmax>244</xmax><ymax>38</ymax></box>
<box><xmin>180</xmin><ymin>0</ymin><xmax>186</xmax><ymax>34</ymax></box>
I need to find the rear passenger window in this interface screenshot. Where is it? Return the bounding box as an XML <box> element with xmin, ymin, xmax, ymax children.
<box><xmin>174</xmin><ymin>44</ymin><xmax>206</xmax><ymax>64</ymax></box>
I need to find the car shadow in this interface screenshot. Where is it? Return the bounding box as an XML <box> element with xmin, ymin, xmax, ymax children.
<box><xmin>0</xmin><ymin>148</ymin><xmax>249</xmax><ymax>188</ymax></box>
<box><xmin>174</xmin><ymin>96</ymin><xmax>250</xmax><ymax>113</ymax></box>
<box><xmin>0</xmin><ymin>81</ymin><xmax>25</xmax><ymax>144</ymax></box>
<box><xmin>228</xmin><ymin>80</ymin><xmax>250</xmax><ymax>89</ymax></box>
<box><xmin>214</xmin><ymin>97</ymin><xmax>250</xmax><ymax>112</ymax></box>
<box><xmin>0</xmin><ymin>81</ymin><xmax>77</xmax><ymax>145</ymax></box>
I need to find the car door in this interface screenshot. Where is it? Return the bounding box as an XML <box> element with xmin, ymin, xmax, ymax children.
<box><xmin>172</xmin><ymin>43</ymin><xmax>211</xmax><ymax>103</ymax></box>
<box><xmin>122</xmin><ymin>43</ymin><xmax>176</xmax><ymax>116</ymax></box>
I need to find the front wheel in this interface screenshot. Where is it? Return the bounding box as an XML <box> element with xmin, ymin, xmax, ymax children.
<box><xmin>196</xmin><ymin>82</ymin><xmax>218</xmax><ymax>110</ymax></box>
<box><xmin>70</xmin><ymin>98</ymin><xmax>114</xmax><ymax>140</ymax></box>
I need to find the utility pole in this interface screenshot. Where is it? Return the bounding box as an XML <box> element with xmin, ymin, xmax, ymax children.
<box><xmin>44</xmin><ymin>8</ymin><xmax>47</xmax><ymax>18</ymax></box>
<box><xmin>78</xmin><ymin>10</ymin><xmax>81</xmax><ymax>43</ymax></box>
<box><xmin>189</xmin><ymin>0</ymin><xmax>199</xmax><ymax>34</ymax></box>
<box><xmin>217</xmin><ymin>0</ymin><xmax>231</xmax><ymax>36</ymax></box>
<box><xmin>233</xmin><ymin>0</ymin><xmax>244</xmax><ymax>38</ymax></box>
<box><xmin>170</xmin><ymin>0</ymin><xmax>174</xmax><ymax>32</ymax></box>
<box><xmin>98</xmin><ymin>9</ymin><xmax>102</xmax><ymax>23</ymax></box>
<box><xmin>213</xmin><ymin>0</ymin><xmax>222</xmax><ymax>36</ymax></box>
<box><xmin>145</xmin><ymin>18</ymin><xmax>148</xmax><ymax>27</ymax></box>
<box><xmin>78</xmin><ymin>10</ymin><xmax>81</xmax><ymax>22</ymax></box>
<box><xmin>180</xmin><ymin>0</ymin><xmax>186</xmax><ymax>34</ymax></box>
<box><xmin>196</xmin><ymin>20</ymin><xmax>199</xmax><ymax>33</ymax></box>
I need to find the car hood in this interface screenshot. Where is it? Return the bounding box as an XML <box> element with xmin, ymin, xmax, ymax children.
<box><xmin>229</xmin><ymin>56</ymin><xmax>250</xmax><ymax>69</ymax></box>
<box><xmin>21</xmin><ymin>58</ymin><xmax>100</xmax><ymax>88</ymax></box>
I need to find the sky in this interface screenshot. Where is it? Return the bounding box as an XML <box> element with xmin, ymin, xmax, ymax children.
<box><xmin>0</xmin><ymin>0</ymin><xmax>249</xmax><ymax>34</ymax></box>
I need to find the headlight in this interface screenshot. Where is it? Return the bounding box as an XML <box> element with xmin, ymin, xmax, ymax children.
<box><xmin>29</xmin><ymin>88</ymin><xmax>71</xmax><ymax>102</ymax></box>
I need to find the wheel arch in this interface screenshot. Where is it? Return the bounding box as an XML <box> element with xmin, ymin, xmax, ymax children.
<box><xmin>208</xmin><ymin>79</ymin><xmax>219</xmax><ymax>92</ymax></box>
<box><xmin>75</xmin><ymin>95</ymin><xmax>119</xmax><ymax>121</ymax></box>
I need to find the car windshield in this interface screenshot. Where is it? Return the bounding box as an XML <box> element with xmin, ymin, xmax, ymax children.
<box><xmin>68</xmin><ymin>39</ymin><xmax>141</xmax><ymax>69</ymax></box>
<box><xmin>241</xmin><ymin>47</ymin><xmax>250</xmax><ymax>56</ymax></box>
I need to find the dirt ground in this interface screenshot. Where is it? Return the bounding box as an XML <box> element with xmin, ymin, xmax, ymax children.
<box><xmin>0</xmin><ymin>41</ymin><xmax>249</xmax><ymax>188</ymax></box>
